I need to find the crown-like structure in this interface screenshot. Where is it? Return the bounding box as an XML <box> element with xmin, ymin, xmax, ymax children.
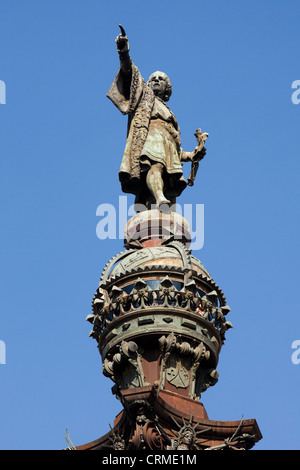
<box><xmin>75</xmin><ymin>210</ymin><xmax>262</xmax><ymax>451</ymax></box>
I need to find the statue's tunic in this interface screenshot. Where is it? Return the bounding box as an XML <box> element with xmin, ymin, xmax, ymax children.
<box><xmin>107</xmin><ymin>64</ymin><xmax>186</xmax><ymax>203</ymax></box>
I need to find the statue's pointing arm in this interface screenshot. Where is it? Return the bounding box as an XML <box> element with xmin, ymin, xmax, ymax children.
<box><xmin>115</xmin><ymin>25</ymin><xmax>132</xmax><ymax>76</ymax></box>
<box><xmin>107</xmin><ymin>26</ymin><xmax>143</xmax><ymax>115</ymax></box>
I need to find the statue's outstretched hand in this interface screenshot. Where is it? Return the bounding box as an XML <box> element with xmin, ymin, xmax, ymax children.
<box><xmin>115</xmin><ymin>24</ymin><xmax>129</xmax><ymax>53</ymax></box>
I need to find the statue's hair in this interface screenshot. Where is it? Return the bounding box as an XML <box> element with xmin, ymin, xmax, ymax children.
<box><xmin>147</xmin><ymin>71</ymin><xmax>172</xmax><ymax>102</ymax></box>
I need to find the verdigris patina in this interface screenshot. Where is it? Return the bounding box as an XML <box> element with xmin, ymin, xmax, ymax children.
<box><xmin>107</xmin><ymin>25</ymin><xmax>208</xmax><ymax>210</ymax></box>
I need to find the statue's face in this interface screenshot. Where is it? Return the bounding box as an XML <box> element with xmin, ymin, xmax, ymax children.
<box><xmin>181</xmin><ymin>430</ymin><xmax>193</xmax><ymax>446</ymax></box>
<box><xmin>114</xmin><ymin>440</ymin><xmax>125</xmax><ymax>450</ymax></box>
<box><xmin>148</xmin><ymin>72</ymin><xmax>168</xmax><ymax>99</ymax></box>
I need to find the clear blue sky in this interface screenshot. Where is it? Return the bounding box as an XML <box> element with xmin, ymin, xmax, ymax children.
<box><xmin>0</xmin><ymin>0</ymin><xmax>299</xmax><ymax>450</ymax></box>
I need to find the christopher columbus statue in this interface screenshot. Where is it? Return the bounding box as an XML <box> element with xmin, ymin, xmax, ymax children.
<box><xmin>107</xmin><ymin>25</ymin><xmax>208</xmax><ymax>210</ymax></box>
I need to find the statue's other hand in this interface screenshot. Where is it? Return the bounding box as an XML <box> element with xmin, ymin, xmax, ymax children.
<box><xmin>192</xmin><ymin>146</ymin><xmax>206</xmax><ymax>162</ymax></box>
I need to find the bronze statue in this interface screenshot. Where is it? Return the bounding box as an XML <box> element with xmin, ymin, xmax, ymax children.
<box><xmin>107</xmin><ymin>25</ymin><xmax>208</xmax><ymax>210</ymax></box>
<box><xmin>167</xmin><ymin>415</ymin><xmax>211</xmax><ymax>450</ymax></box>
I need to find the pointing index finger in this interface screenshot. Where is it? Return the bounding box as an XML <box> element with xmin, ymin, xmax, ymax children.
<box><xmin>119</xmin><ymin>24</ymin><xmax>126</xmax><ymax>37</ymax></box>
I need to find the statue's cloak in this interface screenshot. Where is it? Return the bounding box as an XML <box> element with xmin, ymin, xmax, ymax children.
<box><xmin>107</xmin><ymin>64</ymin><xmax>186</xmax><ymax>203</ymax></box>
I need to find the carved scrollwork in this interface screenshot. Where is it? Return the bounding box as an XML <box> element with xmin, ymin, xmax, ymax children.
<box><xmin>129</xmin><ymin>402</ymin><xmax>169</xmax><ymax>450</ymax></box>
<box><xmin>108</xmin><ymin>425</ymin><xmax>126</xmax><ymax>450</ymax></box>
<box><xmin>108</xmin><ymin>285</ymin><xmax>130</xmax><ymax>312</ymax></box>
<box><xmin>130</xmin><ymin>278</ymin><xmax>154</xmax><ymax>308</ymax></box>
<box><xmin>157</xmin><ymin>276</ymin><xmax>177</xmax><ymax>306</ymax></box>
<box><xmin>102</xmin><ymin>340</ymin><xmax>148</xmax><ymax>390</ymax></box>
<box><xmin>177</xmin><ymin>279</ymin><xmax>202</xmax><ymax>310</ymax></box>
<box><xmin>200</xmin><ymin>291</ymin><xmax>232</xmax><ymax>342</ymax></box>
<box><xmin>195</xmin><ymin>368</ymin><xmax>219</xmax><ymax>396</ymax></box>
<box><xmin>157</xmin><ymin>333</ymin><xmax>213</xmax><ymax>399</ymax></box>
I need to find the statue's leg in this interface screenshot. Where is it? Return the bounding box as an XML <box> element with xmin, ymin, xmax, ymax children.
<box><xmin>146</xmin><ymin>163</ymin><xmax>170</xmax><ymax>207</ymax></box>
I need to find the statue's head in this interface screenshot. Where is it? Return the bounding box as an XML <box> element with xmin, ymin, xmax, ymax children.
<box><xmin>179</xmin><ymin>427</ymin><xmax>194</xmax><ymax>446</ymax></box>
<box><xmin>147</xmin><ymin>71</ymin><xmax>172</xmax><ymax>102</ymax></box>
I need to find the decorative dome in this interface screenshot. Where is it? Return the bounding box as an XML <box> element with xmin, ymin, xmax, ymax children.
<box><xmin>99</xmin><ymin>242</ymin><xmax>226</xmax><ymax>307</ymax></box>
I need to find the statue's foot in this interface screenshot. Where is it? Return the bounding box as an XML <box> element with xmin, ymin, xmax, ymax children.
<box><xmin>157</xmin><ymin>197</ymin><xmax>170</xmax><ymax>208</ymax></box>
<box><xmin>156</xmin><ymin>197</ymin><xmax>171</xmax><ymax>213</ymax></box>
